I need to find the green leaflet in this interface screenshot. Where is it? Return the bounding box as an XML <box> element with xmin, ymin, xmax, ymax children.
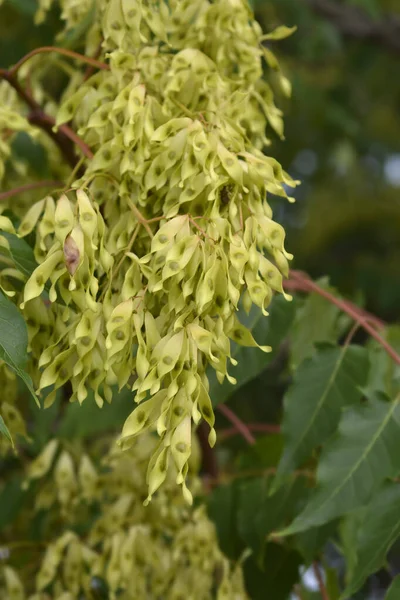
<box><xmin>385</xmin><ymin>576</ymin><xmax>400</xmax><ymax>600</ymax></box>
<box><xmin>243</xmin><ymin>542</ymin><xmax>302</xmax><ymax>600</ymax></box>
<box><xmin>280</xmin><ymin>393</ymin><xmax>400</xmax><ymax>535</ymax></box>
<box><xmin>342</xmin><ymin>482</ymin><xmax>400</xmax><ymax>598</ymax></box>
<box><xmin>273</xmin><ymin>344</ymin><xmax>369</xmax><ymax>491</ymax></box>
<box><xmin>0</xmin><ymin>290</ymin><xmax>38</xmax><ymax>405</ymax></box>
<box><xmin>0</xmin><ymin>414</ymin><xmax>13</xmax><ymax>446</ymax></box>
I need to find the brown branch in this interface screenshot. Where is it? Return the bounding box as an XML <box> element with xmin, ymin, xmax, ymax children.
<box><xmin>285</xmin><ymin>270</ymin><xmax>400</xmax><ymax>367</ymax></box>
<box><xmin>313</xmin><ymin>562</ymin><xmax>329</xmax><ymax>600</ymax></box>
<box><xmin>29</xmin><ymin>111</ymin><xmax>93</xmax><ymax>160</ymax></box>
<box><xmin>303</xmin><ymin>0</ymin><xmax>400</xmax><ymax>55</ymax></box>
<box><xmin>218</xmin><ymin>404</ymin><xmax>256</xmax><ymax>445</ymax></box>
<box><xmin>8</xmin><ymin>46</ymin><xmax>109</xmax><ymax>77</ymax></box>
<box><xmin>0</xmin><ymin>70</ymin><xmax>92</xmax><ymax>169</ymax></box>
<box><xmin>0</xmin><ymin>180</ymin><xmax>63</xmax><ymax>202</ymax></box>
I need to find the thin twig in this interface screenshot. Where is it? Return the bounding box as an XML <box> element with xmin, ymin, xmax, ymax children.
<box><xmin>218</xmin><ymin>404</ymin><xmax>256</xmax><ymax>445</ymax></box>
<box><xmin>286</xmin><ymin>271</ymin><xmax>400</xmax><ymax>366</ymax></box>
<box><xmin>285</xmin><ymin>271</ymin><xmax>384</xmax><ymax>329</ymax></box>
<box><xmin>313</xmin><ymin>562</ymin><xmax>329</xmax><ymax>600</ymax></box>
<box><xmin>0</xmin><ymin>180</ymin><xmax>63</xmax><ymax>202</ymax></box>
<box><xmin>7</xmin><ymin>46</ymin><xmax>109</xmax><ymax>77</ymax></box>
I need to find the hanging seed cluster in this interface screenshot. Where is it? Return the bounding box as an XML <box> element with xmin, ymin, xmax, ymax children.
<box><xmin>1</xmin><ymin>433</ymin><xmax>248</xmax><ymax>599</ymax></box>
<box><xmin>10</xmin><ymin>0</ymin><xmax>297</xmax><ymax>502</ymax></box>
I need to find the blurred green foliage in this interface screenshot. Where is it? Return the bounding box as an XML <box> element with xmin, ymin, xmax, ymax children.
<box><xmin>253</xmin><ymin>0</ymin><xmax>400</xmax><ymax>319</ymax></box>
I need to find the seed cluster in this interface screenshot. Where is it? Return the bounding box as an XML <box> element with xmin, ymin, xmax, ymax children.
<box><xmin>3</xmin><ymin>0</ymin><xmax>297</xmax><ymax>503</ymax></box>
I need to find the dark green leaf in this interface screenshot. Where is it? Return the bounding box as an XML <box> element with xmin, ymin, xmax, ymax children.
<box><xmin>281</xmin><ymin>393</ymin><xmax>400</xmax><ymax>535</ymax></box>
<box><xmin>207</xmin><ymin>483</ymin><xmax>243</xmax><ymax>560</ymax></box>
<box><xmin>385</xmin><ymin>575</ymin><xmax>400</xmax><ymax>600</ymax></box>
<box><xmin>243</xmin><ymin>542</ymin><xmax>302</xmax><ymax>600</ymax></box>
<box><xmin>210</xmin><ymin>295</ymin><xmax>296</xmax><ymax>407</ymax></box>
<box><xmin>342</xmin><ymin>482</ymin><xmax>400</xmax><ymax>598</ymax></box>
<box><xmin>0</xmin><ymin>413</ymin><xmax>13</xmax><ymax>446</ymax></box>
<box><xmin>0</xmin><ymin>231</ymin><xmax>38</xmax><ymax>279</ymax></box>
<box><xmin>0</xmin><ymin>290</ymin><xmax>38</xmax><ymax>404</ymax></box>
<box><xmin>274</xmin><ymin>345</ymin><xmax>369</xmax><ymax>490</ymax></box>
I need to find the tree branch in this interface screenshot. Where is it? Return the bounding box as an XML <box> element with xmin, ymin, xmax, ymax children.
<box><xmin>303</xmin><ymin>0</ymin><xmax>400</xmax><ymax>55</ymax></box>
<box><xmin>285</xmin><ymin>270</ymin><xmax>400</xmax><ymax>367</ymax></box>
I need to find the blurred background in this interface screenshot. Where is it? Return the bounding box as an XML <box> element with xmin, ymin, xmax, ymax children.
<box><xmin>1</xmin><ymin>1</ymin><xmax>400</xmax><ymax>598</ymax></box>
<box><xmin>253</xmin><ymin>0</ymin><xmax>400</xmax><ymax>322</ymax></box>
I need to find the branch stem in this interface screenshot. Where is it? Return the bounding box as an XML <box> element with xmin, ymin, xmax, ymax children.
<box><xmin>8</xmin><ymin>46</ymin><xmax>109</xmax><ymax>77</ymax></box>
